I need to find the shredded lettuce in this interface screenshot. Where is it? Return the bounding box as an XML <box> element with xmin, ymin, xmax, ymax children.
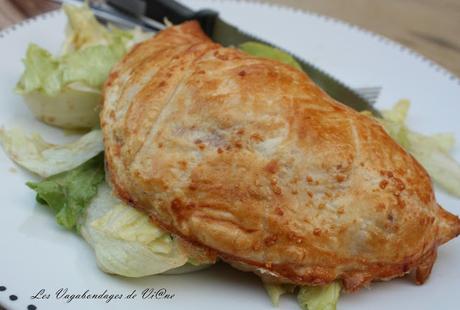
<box><xmin>297</xmin><ymin>283</ymin><xmax>341</xmax><ymax>310</ymax></box>
<box><xmin>264</xmin><ymin>283</ymin><xmax>286</xmax><ymax>306</ymax></box>
<box><xmin>80</xmin><ymin>183</ymin><xmax>190</xmax><ymax>277</ymax></box>
<box><xmin>62</xmin><ymin>4</ymin><xmax>150</xmax><ymax>52</ymax></box>
<box><xmin>239</xmin><ymin>41</ymin><xmax>302</xmax><ymax>70</ymax></box>
<box><xmin>16</xmin><ymin>44</ymin><xmax>62</xmax><ymax>96</ymax></box>
<box><xmin>24</xmin><ymin>156</ymin><xmax>206</xmax><ymax>276</ymax></box>
<box><xmin>91</xmin><ymin>203</ymin><xmax>169</xmax><ymax>248</ymax></box>
<box><xmin>379</xmin><ymin>100</ymin><xmax>460</xmax><ymax>197</ymax></box>
<box><xmin>61</xmin><ymin>43</ymin><xmax>125</xmax><ymax>89</ymax></box>
<box><xmin>62</xmin><ymin>3</ymin><xmax>123</xmax><ymax>51</ymax></box>
<box><xmin>22</xmin><ymin>84</ymin><xmax>101</xmax><ymax>129</ymax></box>
<box><xmin>0</xmin><ymin>128</ymin><xmax>103</xmax><ymax>177</ymax></box>
<box><xmin>13</xmin><ymin>141</ymin><xmax>208</xmax><ymax>276</ymax></box>
<box><xmin>16</xmin><ymin>39</ymin><xmax>126</xmax><ymax>96</ymax></box>
<box><xmin>26</xmin><ymin>153</ymin><xmax>105</xmax><ymax>230</ymax></box>
<box><xmin>262</xmin><ymin>282</ymin><xmax>340</xmax><ymax>309</ymax></box>
<box><xmin>16</xmin><ymin>3</ymin><xmax>152</xmax><ymax>129</ymax></box>
<box><xmin>16</xmin><ymin>3</ymin><xmax>136</xmax><ymax>96</ymax></box>
<box><xmin>263</xmin><ymin>282</ymin><xmax>296</xmax><ymax>306</ymax></box>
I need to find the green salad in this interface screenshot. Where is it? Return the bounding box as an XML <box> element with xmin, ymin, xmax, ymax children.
<box><xmin>16</xmin><ymin>4</ymin><xmax>150</xmax><ymax>129</ymax></box>
<box><xmin>1</xmin><ymin>3</ymin><xmax>460</xmax><ymax>310</ymax></box>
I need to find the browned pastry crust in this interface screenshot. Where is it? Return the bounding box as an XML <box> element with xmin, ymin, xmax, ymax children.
<box><xmin>101</xmin><ymin>21</ymin><xmax>460</xmax><ymax>291</ymax></box>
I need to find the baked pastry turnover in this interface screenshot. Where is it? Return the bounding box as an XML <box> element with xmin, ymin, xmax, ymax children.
<box><xmin>101</xmin><ymin>21</ymin><xmax>460</xmax><ymax>291</ymax></box>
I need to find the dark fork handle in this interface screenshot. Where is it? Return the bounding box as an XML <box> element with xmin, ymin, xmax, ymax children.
<box><xmin>144</xmin><ymin>0</ymin><xmax>218</xmax><ymax>35</ymax></box>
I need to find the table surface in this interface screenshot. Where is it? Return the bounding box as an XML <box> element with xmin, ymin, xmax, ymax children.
<box><xmin>1</xmin><ymin>0</ymin><xmax>459</xmax><ymax>77</ymax></box>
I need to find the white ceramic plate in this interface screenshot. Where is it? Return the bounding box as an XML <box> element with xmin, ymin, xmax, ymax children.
<box><xmin>1</xmin><ymin>1</ymin><xmax>459</xmax><ymax>309</ymax></box>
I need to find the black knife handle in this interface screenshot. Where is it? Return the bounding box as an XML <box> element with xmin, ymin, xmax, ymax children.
<box><xmin>144</xmin><ymin>0</ymin><xmax>218</xmax><ymax>35</ymax></box>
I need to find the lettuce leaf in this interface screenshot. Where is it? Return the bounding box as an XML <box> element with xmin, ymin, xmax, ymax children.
<box><xmin>91</xmin><ymin>203</ymin><xmax>168</xmax><ymax>247</ymax></box>
<box><xmin>263</xmin><ymin>283</ymin><xmax>286</xmax><ymax>306</ymax></box>
<box><xmin>0</xmin><ymin>128</ymin><xmax>103</xmax><ymax>177</ymax></box>
<box><xmin>16</xmin><ymin>3</ymin><xmax>152</xmax><ymax>129</ymax></box>
<box><xmin>379</xmin><ymin>100</ymin><xmax>460</xmax><ymax>197</ymax></box>
<box><xmin>60</xmin><ymin>43</ymin><xmax>126</xmax><ymax>89</ymax></box>
<box><xmin>80</xmin><ymin>183</ymin><xmax>190</xmax><ymax>277</ymax></box>
<box><xmin>263</xmin><ymin>281</ymin><xmax>340</xmax><ymax>309</ymax></box>
<box><xmin>16</xmin><ymin>11</ymin><xmax>129</xmax><ymax>94</ymax></box>
<box><xmin>62</xmin><ymin>4</ymin><xmax>151</xmax><ymax>52</ymax></box>
<box><xmin>263</xmin><ymin>283</ymin><xmax>296</xmax><ymax>306</ymax></box>
<box><xmin>22</xmin><ymin>84</ymin><xmax>101</xmax><ymax>129</ymax></box>
<box><xmin>62</xmin><ymin>3</ymin><xmax>120</xmax><ymax>51</ymax></box>
<box><xmin>239</xmin><ymin>41</ymin><xmax>302</xmax><ymax>70</ymax></box>
<box><xmin>16</xmin><ymin>44</ymin><xmax>62</xmax><ymax>96</ymax></box>
<box><xmin>26</xmin><ymin>153</ymin><xmax>105</xmax><ymax>230</ymax></box>
<box><xmin>16</xmin><ymin>42</ymin><xmax>125</xmax><ymax>96</ymax></box>
<box><xmin>297</xmin><ymin>283</ymin><xmax>341</xmax><ymax>310</ymax></box>
<box><xmin>25</xmin><ymin>157</ymin><xmax>206</xmax><ymax>276</ymax></box>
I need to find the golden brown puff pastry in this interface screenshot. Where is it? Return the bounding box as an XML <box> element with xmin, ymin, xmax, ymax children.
<box><xmin>101</xmin><ymin>21</ymin><xmax>460</xmax><ymax>291</ymax></box>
